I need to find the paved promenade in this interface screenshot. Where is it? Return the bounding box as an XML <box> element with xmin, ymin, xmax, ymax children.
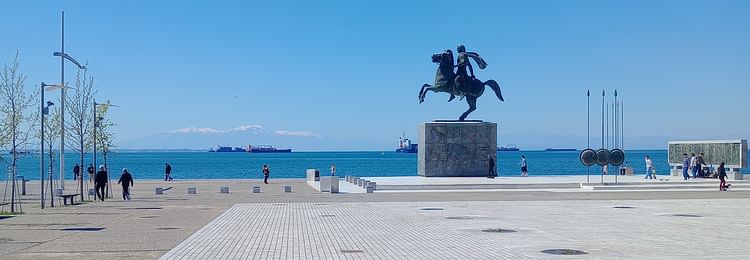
<box><xmin>1</xmin><ymin>178</ymin><xmax>749</xmax><ymax>259</ymax></box>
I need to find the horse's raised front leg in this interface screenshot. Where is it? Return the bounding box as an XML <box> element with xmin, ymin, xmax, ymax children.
<box><xmin>419</xmin><ymin>84</ymin><xmax>431</xmax><ymax>103</ymax></box>
<box><xmin>458</xmin><ymin>96</ymin><xmax>478</xmax><ymax>121</ymax></box>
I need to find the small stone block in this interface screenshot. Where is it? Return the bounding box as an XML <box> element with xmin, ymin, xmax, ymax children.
<box><xmin>220</xmin><ymin>186</ymin><xmax>229</xmax><ymax>193</ymax></box>
<box><xmin>155</xmin><ymin>187</ymin><xmax>163</xmax><ymax>195</ymax></box>
<box><xmin>358</xmin><ymin>179</ymin><xmax>365</xmax><ymax>187</ymax></box>
<box><xmin>364</xmin><ymin>180</ymin><xmax>371</xmax><ymax>188</ymax></box>
<box><xmin>187</xmin><ymin>187</ymin><xmax>197</xmax><ymax>194</ymax></box>
<box><xmin>330</xmin><ymin>178</ymin><xmax>339</xmax><ymax>193</ymax></box>
<box><xmin>366</xmin><ymin>186</ymin><xmax>374</xmax><ymax>193</ymax></box>
<box><xmin>284</xmin><ymin>185</ymin><xmax>292</xmax><ymax>192</ymax></box>
<box><xmin>253</xmin><ymin>186</ymin><xmax>261</xmax><ymax>193</ymax></box>
<box><xmin>368</xmin><ymin>182</ymin><xmax>377</xmax><ymax>190</ymax></box>
<box><xmin>353</xmin><ymin>177</ymin><xmax>360</xmax><ymax>184</ymax></box>
<box><xmin>88</xmin><ymin>188</ymin><xmax>95</xmax><ymax>196</ymax></box>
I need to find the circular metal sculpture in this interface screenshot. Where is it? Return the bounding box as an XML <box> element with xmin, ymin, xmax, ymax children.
<box><xmin>609</xmin><ymin>148</ymin><xmax>625</xmax><ymax>166</ymax></box>
<box><xmin>579</xmin><ymin>149</ymin><xmax>596</xmax><ymax>166</ymax></box>
<box><xmin>595</xmin><ymin>149</ymin><xmax>610</xmax><ymax>166</ymax></box>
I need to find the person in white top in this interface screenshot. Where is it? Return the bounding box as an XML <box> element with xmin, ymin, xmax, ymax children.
<box><xmin>689</xmin><ymin>153</ymin><xmax>698</xmax><ymax>178</ymax></box>
<box><xmin>644</xmin><ymin>156</ymin><xmax>655</xmax><ymax>179</ymax></box>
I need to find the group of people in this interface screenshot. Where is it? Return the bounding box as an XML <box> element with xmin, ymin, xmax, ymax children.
<box><xmin>78</xmin><ymin>165</ymin><xmax>134</xmax><ymax>201</ymax></box>
<box><xmin>72</xmin><ymin>163</ymin><xmax>96</xmax><ymax>182</ymax></box>
<box><xmin>486</xmin><ymin>155</ymin><xmax>529</xmax><ymax>178</ymax></box>
<box><xmin>681</xmin><ymin>153</ymin><xmax>708</xmax><ymax>180</ymax></box>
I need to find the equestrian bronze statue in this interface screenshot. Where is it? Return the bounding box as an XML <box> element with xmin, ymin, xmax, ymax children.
<box><xmin>418</xmin><ymin>45</ymin><xmax>504</xmax><ymax>121</ymax></box>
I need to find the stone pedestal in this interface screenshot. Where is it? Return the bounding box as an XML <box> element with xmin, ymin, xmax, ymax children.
<box><xmin>418</xmin><ymin>121</ymin><xmax>497</xmax><ymax>177</ymax></box>
<box><xmin>320</xmin><ymin>176</ymin><xmax>331</xmax><ymax>192</ymax></box>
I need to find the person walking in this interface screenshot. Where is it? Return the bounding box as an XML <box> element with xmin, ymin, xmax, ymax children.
<box><xmin>520</xmin><ymin>155</ymin><xmax>528</xmax><ymax>177</ymax></box>
<box><xmin>87</xmin><ymin>164</ymin><xmax>95</xmax><ymax>183</ymax></box>
<box><xmin>118</xmin><ymin>168</ymin><xmax>134</xmax><ymax>201</ymax></box>
<box><xmin>94</xmin><ymin>165</ymin><xmax>108</xmax><ymax>201</ymax></box>
<box><xmin>487</xmin><ymin>155</ymin><xmax>496</xmax><ymax>179</ymax></box>
<box><xmin>330</xmin><ymin>163</ymin><xmax>336</xmax><ymax>176</ymax></box>
<box><xmin>164</xmin><ymin>163</ymin><xmax>173</xmax><ymax>181</ymax></box>
<box><xmin>263</xmin><ymin>164</ymin><xmax>270</xmax><ymax>184</ymax></box>
<box><xmin>73</xmin><ymin>163</ymin><xmax>80</xmax><ymax>181</ymax></box>
<box><xmin>689</xmin><ymin>153</ymin><xmax>697</xmax><ymax>178</ymax></box>
<box><xmin>682</xmin><ymin>153</ymin><xmax>691</xmax><ymax>180</ymax></box>
<box><xmin>644</xmin><ymin>156</ymin><xmax>654</xmax><ymax>179</ymax></box>
<box><xmin>717</xmin><ymin>162</ymin><xmax>730</xmax><ymax>191</ymax></box>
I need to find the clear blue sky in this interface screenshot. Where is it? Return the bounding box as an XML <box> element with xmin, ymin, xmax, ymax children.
<box><xmin>1</xmin><ymin>1</ymin><xmax>748</xmax><ymax>149</ymax></box>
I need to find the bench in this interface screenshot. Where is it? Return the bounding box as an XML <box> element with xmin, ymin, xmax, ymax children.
<box><xmin>59</xmin><ymin>194</ymin><xmax>80</xmax><ymax>206</ymax></box>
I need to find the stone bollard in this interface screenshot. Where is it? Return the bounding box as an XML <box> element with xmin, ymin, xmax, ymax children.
<box><xmin>187</xmin><ymin>187</ymin><xmax>197</xmax><ymax>194</ymax></box>
<box><xmin>284</xmin><ymin>185</ymin><xmax>292</xmax><ymax>192</ymax></box>
<box><xmin>369</xmin><ymin>182</ymin><xmax>377</xmax><ymax>190</ymax></box>
<box><xmin>88</xmin><ymin>188</ymin><xmax>95</xmax><ymax>196</ymax></box>
<box><xmin>220</xmin><ymin>186</ymin><xmax>230</xmax><ymax>193</ymax></box>
<box><xmin>358</xmin><ymin>179</ymin><xmax>365</xmax><ymax>187</ymax></box>
<box><xmin>364</xmin><ymin>180</ymin><xmax>371</xmax><ymax>188</ymax></box>
<box><xmin>345</xmin><ymin>175</ymin><xmax>351</xmax><ymax>183</ymax></box>
<box><xmin>253</xmin><ymin>186</ymin><xmax>261</xmax><ymax>193</ymax></box>
<box><xmin>320</xmin><ymin>176</ymin><xmax>331</xmax><ymax>192</ymax></box>
<box><xmin>366</xmin><ymin>186</ymin><xmax>374</xmax><ymax>193</ymax></box>
<box><xmin>353</xmin><ymin>177</ymin><xmax>360</xmax><ymax>184</ymax></box>
<box><xmin>330</xmin><ymin>177</ymin><xmax>340</xmax><ymax>193</ymax></box>
<box><xmin>155</xmin><ymin>187</ymin><xmax>164</xmax><ymax>195</ymax></box>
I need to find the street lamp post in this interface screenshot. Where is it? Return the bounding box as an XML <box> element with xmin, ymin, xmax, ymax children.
<box><xmin>55</xmin><ymin>11</ymin><xmax>86</xmax><ymax>191</ymax></box>
<box><xmin>39</xmin><ymin>83</ymin><xmax>58</xmax><ymax>209</ymax></box>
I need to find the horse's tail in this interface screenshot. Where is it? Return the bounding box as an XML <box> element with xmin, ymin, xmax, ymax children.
<box><xmin>484</xmin><ymin>80</ymin><xmax>504</xmax><ymax>101</ymax></box>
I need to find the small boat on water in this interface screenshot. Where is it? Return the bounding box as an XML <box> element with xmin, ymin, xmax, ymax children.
<box><xmin>545</xmin><ymin>148</ymin><xmax>577</xmax><ymax>152</ymax></box>
<box><xmin>247</xmin><ymin>145</ymin><xmax>292</xmax><ymax>153</ymax></box>
<box><xmin>497</xmin><ymin>144</ymin><xmax>519</xmax><ymax>151</ymax></box>
<box><xmin>396</xmin><ymin>134</ymin><xmax>418</xmax><ymax>153</ymax></box>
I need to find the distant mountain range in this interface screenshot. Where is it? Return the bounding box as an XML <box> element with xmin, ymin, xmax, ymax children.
<box><xmin>118</xmin><ymin>125</ymin><xmax>390</xmax><ymax>151</ymax></box>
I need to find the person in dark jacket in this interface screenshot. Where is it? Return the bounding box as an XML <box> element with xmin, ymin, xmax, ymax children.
<box><xmin>94</xmin><ymin>165</ymin><xmax>108</xmax><ymax>201</ymax></box>
<box><xmin>718</xmin><ymin>162</ymin><xmax>730</xmax><ymax>191</ymax></box>
<box><xmin>73</xmin><ymin>163</ymin><xmax>80</xmax><ymax>181</ymax></box>
<box><xmin>263</xmin><ymin>164</ymin><xmax>270</xmax><ymax>184</ymax></box>
<box><xmin>165</xmin><ymin>163</ymin><xmax>173</xmax><ymax>181</ymax></box>
<box><xmin>118</xmin><ymin>168</ymin><xmax>134</xmax><ymax>200</ymax></box>
<box><xmin>87</xmin><ymin>164</ymin><xmax>95</xmax><ymax>183</ymax></box>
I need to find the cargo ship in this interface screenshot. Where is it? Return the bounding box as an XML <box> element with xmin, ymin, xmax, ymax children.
<box><xmin>497</xmin><ymin>144</ymin><xmax>520</xmax><ymax>151</ymax></box>
<box><xmin>247</xmin><ymin>145</ymin><xmax>292</xmax><ymax>153</ymax></box>
<box><xmin>396</xmin><ymin>134</ymin><xmax>418</xmax><ymax>153</ymax></box>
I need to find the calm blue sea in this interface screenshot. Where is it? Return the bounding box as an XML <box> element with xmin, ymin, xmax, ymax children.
<box><xmin>1</xmin><ymin>150</ymin><xmax>746</xmax><ymax>181</ymax></box>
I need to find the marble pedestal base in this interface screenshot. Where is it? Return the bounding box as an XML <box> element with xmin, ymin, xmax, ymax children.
<box><xmin>418</xmin><ymin>121</ymin><xmax>497</xmax><ymax>177</ymax></box>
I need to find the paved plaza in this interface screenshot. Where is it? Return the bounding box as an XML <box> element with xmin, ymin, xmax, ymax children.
<box><xmin>161</xmin><ymin>200</ymin><xmax>750</xmax><ymax>260</ymax></box>
<box><xmin>1</xmin><ymin>178</ymin><xmax>749</xmax><ymax>259</ymax></box>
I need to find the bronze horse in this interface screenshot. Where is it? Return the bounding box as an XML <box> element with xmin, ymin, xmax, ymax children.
<box><xmin>418</xmin><ymin>50</ymin><xmax>504</xmax><ymax>121</ymax></box>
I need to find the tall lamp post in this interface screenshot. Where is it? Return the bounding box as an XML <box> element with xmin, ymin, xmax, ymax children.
<box><xmin>93</xmin><ymin>100</ymin><xmax>118</xmax><ymax>198</ymax></box>
<box><xmin>55</xmin><ymin>10</ymin><xmax>87</xmax><ymax>191</ymax></box>
<box><xmin>39</xmin><ymin>83</ymin><xmax>59</xmax><ymax>209</ymax></box>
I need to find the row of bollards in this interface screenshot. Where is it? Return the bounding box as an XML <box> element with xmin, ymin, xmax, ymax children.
<box><xmin>154</xmin><ymin>185</ymin><xmax>293</xmax><ymax>195</ymax></box>
<box><xmin>344</xmin><ymin>175</ymin><xmax>376</xmax><ymax>193</ymax></box>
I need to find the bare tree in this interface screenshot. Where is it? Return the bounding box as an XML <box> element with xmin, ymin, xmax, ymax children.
<box><xmin>37</xmin><ymin>106</ymin><xmax>61</xmax><ymax>206</ymax></box>
<box><xmin>65</xmin><ymin>68</ymin><xmax>95</xmax><ymax>201</ymax></box>
<box><xmin>95</xmin><ymin>104</ymin><xmax>116</xmax><ymax>196</ymax></box>
<box><xmin>0</xmin><ymin>51</ymin><xmax>38</xmax><ymax>213</ymax></box>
